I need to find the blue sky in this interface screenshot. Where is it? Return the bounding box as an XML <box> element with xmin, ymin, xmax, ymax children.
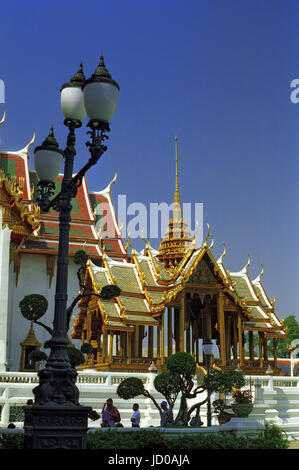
<box><xmin>1</xmin><ymin>0</ymin><xmax>298</xmax><ymax>322</ymax></box>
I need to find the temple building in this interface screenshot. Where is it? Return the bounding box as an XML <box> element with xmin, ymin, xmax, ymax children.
<box><xmin>0</xmin><ymin>111</ymin><xmax>287</xmax><ymax>375</ymax></box>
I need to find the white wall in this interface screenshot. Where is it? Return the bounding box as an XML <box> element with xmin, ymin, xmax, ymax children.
<box><xmin>6</xmin><ymin>252</ymin><xmax>81</xmax><ymax>371</ymax></box>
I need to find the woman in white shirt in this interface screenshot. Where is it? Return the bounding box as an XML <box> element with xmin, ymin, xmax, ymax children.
<box><xmin>131</xmin><ymin>403</ymin><xmax>141</xmax><ymax>427</ymax></box>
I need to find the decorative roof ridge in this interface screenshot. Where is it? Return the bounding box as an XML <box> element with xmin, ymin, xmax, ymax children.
<box><xmin>89</xmin><ymin>171</ymin><xmax>117</xmax><ymax>197</ymax></box>
<box><xmin>252</xmin><ymin>264</ymin><xmax>264</xmax><ymax>284</ymax></box>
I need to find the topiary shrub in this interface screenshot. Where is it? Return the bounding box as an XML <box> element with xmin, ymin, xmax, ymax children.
<box><xmin>100</xmin><ymin>285</ymin><xmax>121</xmax><ymax>300</ymax></box>
<box><xmin>19</xmin><ymin>294</ymin><xmax>48</xmax><ymax>321</ymax></box>
<box><xmin>117</xmin><ymin>377</ymin><xmax>145</xmax><ymax>400</ymax></box>
<box><xmin>67</xmin><ymin>347</ymin><xmax>85</xmax><ymax>368</ymax></box>
<box><xmin>74</xmin><ymin>249</ymin><xmax>89</xmax><ymax>266</ymax></box>
<box><xmin>28</xmin><ymin>350</ymin><xmax>48</xmax><ymax>364</ymax></box>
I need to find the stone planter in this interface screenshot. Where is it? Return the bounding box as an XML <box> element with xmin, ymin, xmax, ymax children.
<box><xmin>217</xmin><ymin>414</ymin><xmax>232</xmax><ymax>425</ymax></box>
<box><xmin>231</xmin><ymin>403</ymin><xmax>253</xmax><ymax>417</ymax></box>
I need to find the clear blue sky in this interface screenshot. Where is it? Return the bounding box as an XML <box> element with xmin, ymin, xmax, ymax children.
<box><xmin>1</xmin><ymin>0</ymin><xmax>298</xmax><ymax>322</ymax></box>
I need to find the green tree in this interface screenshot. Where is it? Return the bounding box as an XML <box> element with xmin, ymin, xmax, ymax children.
<box><xmin>276</xmin><ymin>316</ymin><xmax>299</xmax><ymax>358</ymax></box>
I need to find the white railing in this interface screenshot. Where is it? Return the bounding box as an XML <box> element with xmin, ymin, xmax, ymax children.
<box><xmin>1</xmin><ymin>371</ymin><xmax>299</xmax><ymax>439</ymax></box>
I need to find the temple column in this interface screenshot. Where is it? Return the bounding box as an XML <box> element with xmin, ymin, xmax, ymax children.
<box><xmin>226</xmin><ymin>316</ymin><xmax>232</xmax><ymax>361</ymax></box>
<box><xmin>102</xmin><ymin>330</ymin><xmax>108</xmax><ymax>363</ymax></box>
<box><xmin>161</xmin><ymin>311</ymin><xmax>165</xmax><ymax>365</ymax></box>
<box><xmin>174</xmin><ymin>309</ymin><xmax>180</xmax><ymax>352</ymax></box>
<box><xmin>186</xmin><ymin>325</ymin><xmax>190</xmax><ymax>353</ymax></box>
<box><xmin>97</xmin><ymin>331</ymin><xmax>102</xmax><ymax>364</ymax></box>
<box><xmin>217</xmin><ymin>292</ymin><xmax>226</xmax><ymax>366</ymax></box>
<box><xmin>134</xmin><ymin>326</ymin><xmax>140</xmax><ymax>359</ymax></box>
<box><xmin>179</xmin><ymin>294</ymin><xmax>185</xmax><ymax>352</ymax></box>
<box><xmin>109</xmin><ymin>333</ymin><xmax>114</xmax><ymax>364</ymax></box>
<box><xmin>139</xmin><ymin>326</ymin><xmax>144</xmax><ymax>357</ymax></box>
<box><xmin>127</xmin><ymin>333</ymin><xmax>132</xmax><ymax>364</ymax></box>
<box><xmin>148</xmin><ymin>326</ymin><xmax>153</xmax><ymax>358</ymax></box>
<box><xmin>232</xmin><ymin>316</ymin><xmax>238</xmax><ymax>359</ymax></box>
<box><xmin>167</xmin><ymin>307</ymin><xmax>173</xmax><ymax>357</ymax></box>
<box><xmin>156</xmin><ymin>325</ymin><xmax>161</xmax><ymax>358</ymax></box>
<box><xmin>264</xmin><ymin>336</ymin><xmax>268</xmax><ymax>362</ymax></box>
<box><xmin>203</xmin><ymin>296</ymin><xmax>212</xmax><ymax>339</ymax></box>
<box><xmin>120</xmin><ymin>332</ymin><xmax>126</xmax><ymax>357</ymax></box>
<box><xmin>237</xmin><ymin>312</ymin><xmax>244</xmax><ymax>366</ymax></box>
<box><xmin>249</xmin><ymin>331</ymin><xmax>254</xmax><ymax>361</ymax></box>
<box><xmin>259</xmin><ymin>332</ymin><xmax>264</xmax><ymax>368</ymax></box>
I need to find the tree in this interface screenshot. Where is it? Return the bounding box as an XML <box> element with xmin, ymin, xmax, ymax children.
<box><xmin>153</xmin><ymin>371</ymin><xmax>181</xmax><ymax>422</ymax></box>
<box><xmin>19</xmin><ymin>249</ymin><xmax>121</xmax><ymax>368</ymax></box>
<box><xmin>117</xmin><ymin>377</ymin><xmax>164</xmax><ymax>423</ymax></box>
<box><xmin>166</xmin><ymin>352</ymin><xmax>207</xmax><ymax>426</ymax></box>
<box><xmin>276</xmin><ymin>316</ymin><xmax>299</xmax><ymax>358</ymax></box>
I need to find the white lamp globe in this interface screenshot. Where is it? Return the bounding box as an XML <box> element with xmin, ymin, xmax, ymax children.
<box><xmin>83</xmin><ymin>56</ymin><xmax>119</xmax><ymax>125</ymax></box>
<box><xmin>34</xmin><ymin>127</ymin><xmax>64</xmax><ymax>184</ymax></box>
<box><xmin>60</xmin><ymin>63</ymin><xmax>86</xmax><ymax>123</ymax></box>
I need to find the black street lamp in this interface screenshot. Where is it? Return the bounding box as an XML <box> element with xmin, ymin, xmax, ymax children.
<box><xmin>202</xmin><ymin>337</ymin><xmax>213</xmax><ymax>427</ymax></box>
<box><xmin>24</xmin><ymin>57</ymin><xmax>119</xmax><ymax>450</ymax></box>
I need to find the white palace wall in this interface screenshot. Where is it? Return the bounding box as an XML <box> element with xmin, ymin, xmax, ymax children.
<box><xmin>3</xmin><ymin>250</ymin><xmax>81</xmax><ymax>372</ymax></box>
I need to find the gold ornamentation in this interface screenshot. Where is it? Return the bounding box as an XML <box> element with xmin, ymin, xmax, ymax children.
<box><xmin>0</xmin><ymin>107</ymin><xmax>5</xmax><ymax>125</ymax></box>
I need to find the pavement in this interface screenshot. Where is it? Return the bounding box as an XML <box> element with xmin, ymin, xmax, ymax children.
<box><xmin>288</xmin><ymin>440</ymin><xmax>299</xmax><ymax>449</ymax></box>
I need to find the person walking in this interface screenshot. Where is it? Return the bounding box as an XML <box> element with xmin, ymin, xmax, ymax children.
<box><xmin>130</xmin><ymin>403</ymin><xmax>141</xmax><ymax>427</ymax></box>
<box><xmin>102</xmin><ymin>398</ymin><xmax>121</xmax><ymax>427</ymax></box>
<box><xmin>160</xmin><ymin>401</ymin><xmax>174</xmax><ymax>426</ymax></box>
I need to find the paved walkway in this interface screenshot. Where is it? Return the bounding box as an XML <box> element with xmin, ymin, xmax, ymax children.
<box><xmin>288</xmin><ymin>440</ymin><xmax>299</xmax><ymax>449</ymax></box>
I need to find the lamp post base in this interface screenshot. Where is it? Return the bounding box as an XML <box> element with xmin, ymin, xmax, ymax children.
<box><xmin>24</xmin><ymin>403</ymin><xmax>92</xmax><ymax>449</ymax></box>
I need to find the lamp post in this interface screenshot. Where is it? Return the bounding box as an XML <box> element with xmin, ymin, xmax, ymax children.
<box><xmin>24</xmin><ymin>57</ymin><xmax>119</xmax><ymax>450</ymax></box>
<box><xmin>202</xmin><ymin>337</ymin><xmax>213</xmax><ymax>427</ymax></box>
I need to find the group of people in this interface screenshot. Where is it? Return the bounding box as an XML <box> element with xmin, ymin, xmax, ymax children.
<box><xmin>100</xmin><ymin>399</ymin><xmax>174</xmax><ymax>428</ymax></box>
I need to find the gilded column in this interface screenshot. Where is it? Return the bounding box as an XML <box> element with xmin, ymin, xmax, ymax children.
<box><xmin>156</xmin><ymin>325</ymin><xmax>161</xmax><ymax>358</ymax></box>
<box><xmin>249</xmin><ymin>331</ymin><xmax>254</xmax><ymax>361</ymax></box>
<box><xmin>134</xmin><ymin>326</ymin><xmax>139</xmax><ymax>359</ymax></box>
<box><xmin>161</xmin><ymin>311</ymin><xmax>165</xmax><ymax>365</ymax></box>
<box><xmin>109</xmin><ymin>333</ymin><xmax>114</xmax><ymax>364</ymax></box>
<box><xmin>167</xmin><ymin>307</ymin><xmax>173</xmax><ymax>357</ymax></box>
<box><xmin>217</xmin><ymin>292</ymin><xmax>226</xmax><ymax>366</ymax></box>
<box><xmin>179</xmin><ymin>294</ymin><xmax>185</xmax><ymax>352</ymax></box>
<box><xmin>233</xmin><ymin>316</ymin><xmax>238</xmax><ymax>360</ymax></box>
<box><xmin>127</xmin><ymin>333</ymin><xmax>132</xmax><ymax>364</ymax></box>
<box><xmin>102</xmin><ymin>330</ymin><xmax>108</xmax><ymax>363</ymax></box>
<box><xmin>237</xmin><ymin>312</ymin><xmax>244</xmax><ymax>367</ymax></box>
<box><xmin>259</xmin><ymin>332</ymin><xmax>264</xmax><ymax>369</ymax></box>
<box><xmin>174</xmin><ymin>309</ymin><xmax>180</xmax><ymax>352</ymax></box>
<box><xmin>148</xmin><ymin>326</ymin><xmax>154</xmax><ymax>358</ymax></box>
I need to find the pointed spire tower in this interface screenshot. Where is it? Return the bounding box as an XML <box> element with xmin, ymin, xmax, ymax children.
<box><xmin>157</xmin><ymin>137</ymin><xmax>192</xmax><ymax>269</ymax></box>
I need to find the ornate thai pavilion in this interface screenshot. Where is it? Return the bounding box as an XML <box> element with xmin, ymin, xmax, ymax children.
<box><xmin>72</xmin><ymin>137</ymin><xmax>287</xmax><ymax>375</ymax></box>
<box><xmin>0</xmin><ymin>110</ymin><xmax>287</xmax><ymax>375</ymax></box>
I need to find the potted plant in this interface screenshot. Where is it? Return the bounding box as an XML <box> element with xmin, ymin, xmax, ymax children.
<box><xmin>231</xmin><ymin>389</ymin><xmax>253</xmax><ymax>417</ymax></box>
<box><xmin>212</xmin><ymin>399</ymin><xmax>233</xmax><ymax>424</ymax></box>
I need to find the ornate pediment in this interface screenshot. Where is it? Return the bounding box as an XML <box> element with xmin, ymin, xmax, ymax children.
<box><xmin>187</xmin><ymin>258</ymin><xmax>219</xmax><ymax>285</ymax></box>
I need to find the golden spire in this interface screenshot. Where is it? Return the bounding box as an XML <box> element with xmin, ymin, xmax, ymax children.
<box><xmin>173</xmin><ymin>136</ymin><xmax>182</xmax><ymax>223</ymax></box>
<box><xmin>174</xmin><ymin>136</ymin><xmax>181</xmax><ymax>206</ymax></box>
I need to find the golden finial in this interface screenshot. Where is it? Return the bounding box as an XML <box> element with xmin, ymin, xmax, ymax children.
<box><xmin>203</xmin><ymin>223</ymin><xmax>210</xmax><ymax>247</ymax></box>
<box><xmin>259</xmin><ymin>264</ymin><xmax>264</xmax><ymax>279</ymax></box>
<box><xmin>242</xmin><ymin>254</ymin><xmax>250</xmax><ymax>272</ymax></box>
<box><xmin>107</xmin><ymin>171</ymin><xmax>117</xmax><ymax>194</ymax></box>
<box><xmin>209</xmin><ymin>236</ymin><xmax>214</xmax><ymax>250</ymax></box>
<box><xmin>26</xmin><ymin>129</ymin><xmax>36</xmax><ymax>154</ymax></box>
<box><xmin>141</xmin><ymin>228</ymin><xmax>150</xmax><ymax>248</ymax></box>
<box><xmin>0</xmin><ymin>107</ymin><xmax>5</xmax><ymax>125</ymax></box>
<box><xmin>218</xmin><ymin>243</ymin><xmax>226</xmax><ymax>264</ymax></box>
